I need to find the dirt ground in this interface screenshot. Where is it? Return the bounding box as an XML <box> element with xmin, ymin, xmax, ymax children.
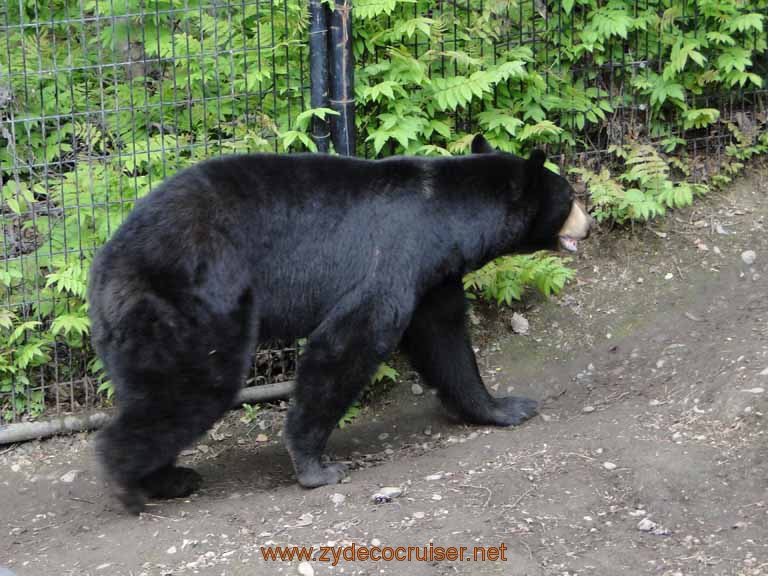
<box><xmin>2</xmin><ymin>168</ymin><xmax>768</xmax><ymax>576</ymax></box>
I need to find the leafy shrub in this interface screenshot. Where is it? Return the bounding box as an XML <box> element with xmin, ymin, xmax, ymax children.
<box><xmin>463</xmin><ymin>253</ymin><xmax>575</xmax><ymax>305</ymax></box>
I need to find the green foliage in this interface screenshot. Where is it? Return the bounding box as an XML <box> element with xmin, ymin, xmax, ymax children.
<box><xmin>570</xmin><ymin>143</ymin><xmax>711</xmax><ymax>224</ymax></box>
<box><xmin>338</xmin><ymin>361</ymin><xmax>399</xmax><ymax>428</ymax></box>
<box><xmin>463</xmin><ymin>253</ymin><xmax>576</xmax><ymax>306</ymax></box>
<box><xmin>240</xmin><ymin>403</ymin><xmax>261</xmax><ymax>425</ymax></box>
<box><xmin>337</xmin><ymin>403</ymin><xmax>362</xmax><ymax>429</ymax></box>
<box><xmin>372</xmin><ymin>363</ymin><xmax>400</xmax><ymax>385</ymax></box>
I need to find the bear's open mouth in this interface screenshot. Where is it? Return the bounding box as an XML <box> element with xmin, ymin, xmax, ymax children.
<box><xmin>559</xmin><ymin>235</ymin><xmax>578</xmax><ymax>252</ymax></box>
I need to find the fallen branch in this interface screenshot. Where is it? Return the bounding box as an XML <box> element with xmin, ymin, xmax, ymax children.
<box><xmin>0</xmin><ymin>380</ymin><xmax>295</xmax><ymax>446</ymax></box>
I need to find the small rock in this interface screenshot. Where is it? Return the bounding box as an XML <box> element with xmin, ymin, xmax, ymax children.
<box><xmin>637</xmin><ymin>518</ymin><xmax>657</xmax><ymax>532</ymax></box>
<box><xmin>602</xmin><ymin>462</ymin><xmax>617</xmax><ymax>471</ymax></box>
<box><xmin>255</xmin><ymin>434</ymin><xmax>269</xmax><ymax>442</ymax></box>
<box><xmin>197</xmin><ymin>444</ymin><xmax>210</xmax><ymax>454</ymax></box>
<box><xmin>167</xmin><ymin>546</ymin><xmax>177</xmax><ymax>555</ymax></box>
<box><xmin>411</xmin><ymin>383</ymin><xmax>424</xmax><ymax>396</ymax></box>
<box><xmin>742</xmin><ymin>387</ymin><xmax>764</xmax><ymax>394</ymax></box>
<box><xmin>582</xmin><ymin>405</ymin><xmax>596</xmax><ymax>413</ymax></box>
<box><xmin>741</xmin><ymin>250</ymin><xmax>757</xmax><ymax>265</ymax></box>
<box><xmin>412</xmin><ymin>511</ymin><xmax>425</xmax><ymax>519</ymax></box>
<box><xmin>510</xmin><ymin>313</ymin><xmax>530</xmax><ymax>335</ymax></box>
<box><xmin>715</xmin><ymin>223</ymin><xmax>730</xmax><ymax>235</ymax></box>
<box><xmin>330</xmin><ymin>493</ymin><xmax>346</xmax><ymax>506</ymax></box>
<box><xmin>425</xmin><ymin>473</ymin><xmax>443</xmax><ymax>481</ymax></box>
<box><xmin>372</xmin><ymin>486</ymin><xmax>402</xmax><ymax>503</ymax></box>
<box><xmin>295</xmin><ymin>513</ymin><xmax>314</xmax><ymax>527</ymax></box>
<box><xmin>664</xmin><ymin>273</ymin><xmax>674</xmax><ymax>280</ymax></box>
<box><xmin>760</xmin><ymin>367</ymin><xmax>768</xmax><ymax>376</ymax></box>
<box><xmin>378</xmin><ymin>433</ymin><xmax>389</xmax><ymax>440</ymax></box>
<box><xmin>298</xmin><ymin>561</ymin><xmax>314</xmax><ymax>576</ymax></box>
<box><xmin>59</xmin><ymin>470</ymin><xmax>80</xmax><ymax>483</ymax></box>
<box><xmin>431</xmin><ymin>493</ymin><xmax>443</xmax><ymax>501</ymax></box>
<box><xmin>10</xmin><ymin>464</ymin><xmax>20</xmax><ymax>473</ymax></box>
<box><xmin>371</xmin><ymin>538</ymin><xmax>382</xmax><ymax>546</ymax></box>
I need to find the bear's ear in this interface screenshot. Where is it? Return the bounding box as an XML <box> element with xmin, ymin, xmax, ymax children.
<box><xmin>471</xmin><ymin>134</ymin><xmax>495</xmax><ymax>155</ymax></box>
<box><xmin>527</xmin><ymin>149</ymin><xmax>547</xmax><ymax>170</ymax></box>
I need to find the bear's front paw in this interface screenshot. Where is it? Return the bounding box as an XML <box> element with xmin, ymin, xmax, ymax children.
<box><xmin>296</xmin><ymin>462</ymin><xmax>348</xmax><ymax>489</ymax></box>
<box><xmin>489</xmin><ymin>396</ymin><xmax>539</xmax><ymax>426</ymax></box>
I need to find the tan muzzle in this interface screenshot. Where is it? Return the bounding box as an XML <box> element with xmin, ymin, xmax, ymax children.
<box><xmin>558</xmin><ymin>200</ymin><xmax>593</xmax><ymax>252</ymax></box>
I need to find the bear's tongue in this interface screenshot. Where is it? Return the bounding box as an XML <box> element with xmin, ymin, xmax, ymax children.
<box><xmin>559</xmin><ymin>236</ymin><xmax>578</xmax><ymax>252</ymax></box>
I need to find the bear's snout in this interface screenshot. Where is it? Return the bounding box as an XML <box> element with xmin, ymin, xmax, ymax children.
<box><xmin>557</xmin><ymin>200</ymin><xmax>592</xmax><ymax>252</ymax></box>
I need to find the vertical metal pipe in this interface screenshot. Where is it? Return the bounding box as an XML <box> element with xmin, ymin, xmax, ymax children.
<box><xmin>329</xmin><ymin>0</ymin><xmax>355</xmax><ymax>156</ymax></box>
<box><xmin>309</xmin><ymin>0</ymin><xmax>330</xmax><ymax>152</ymax></box>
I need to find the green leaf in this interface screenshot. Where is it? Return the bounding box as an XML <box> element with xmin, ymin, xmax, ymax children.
<box><xmin>683</xmin><ymin>108</ymin><xmax>720</xmax><ymax>130</ymax></box>
<box><xmin>717</xmin><ymin>47</ymin><xmax>752</xmax><ymax>74</ymax></box>
<box><xmin>355</xmin><ymin>0</ymin><xmax>400</xmax><ymax>19</ymax></box>
<box><xmin>589</xmin><ymin>7</ymin><xmax>632</xmax><ymax>40</ymax></box>
<box><xmin>295</xmin><ymin>108</ymin><xmax>341</xmax><ymax>132</ymax></box>
<box><xmin>725</xmin><ymin>13</ymin><xmax>764</xmax><ymax>34</ymax></box>
<box><xmin>281</xmin><ymin>131</ymin><xmax>319</xmax><ymax>153</ymax></box>
<box><xmin>10</xmin><ymin>321</ymin><xmax>42</xmax><ymax>345</ymax></box>
<box><xmin>338</xmin><ymin>403</ymin><xmax>361</xmax><ymax>428</ymax></box>
<box><xmin>517</xmin><ymin>120</ymin><xmax>563</xmax><ymax>142</ymax></box>
<box><xmin>372</xmin><ymin>363</ymin><xmax>399</xmax><ymax>384</ymax></box>
<box><xmin>430</xmin><ymin>72</ymin><xmax>493</xmax><ymax>111</ymax></box>
<box><xmin>362</xmin><ymin>80</ymin><xmax>405</xmax><ymax>103</ymax></box>
<box><xmin>15</xmin><ymin>341</ymin><xmax>49</xmax><ymax>370</ymax></box>
<box><xmin>476</xmin><ymin>110</ymin><xmax>524</xmax><ymax>136</ymax></box>
<box><xmin>6</xmin><ymin>198</ymin><xmax>21</xmax><ymax>215</ymax></box>
<box><xmin>705</xmin><ymin>31</ymin><xmax>735</xmax><ymax>46</ymax></box>
<box><xmin>50</xmin><ymin>314</ymin><xmax>91</xmax><ymax>337</ymax></box>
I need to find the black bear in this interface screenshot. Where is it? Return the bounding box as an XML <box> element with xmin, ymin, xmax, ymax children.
<box><xmin>88</xmin><ymin>134</ymin><xmax>592</xmax><ymax>514</ymax></box>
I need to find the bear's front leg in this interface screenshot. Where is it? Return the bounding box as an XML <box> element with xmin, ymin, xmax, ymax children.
<box><xmin>402</xmin><ymin>278</ymin><xmax>539</xmax><ymax>427</ymax></box>
<box><xmin>285</xmin><ymin>294</ymin><xmax>411</xmax><ymax>488</ymax></box>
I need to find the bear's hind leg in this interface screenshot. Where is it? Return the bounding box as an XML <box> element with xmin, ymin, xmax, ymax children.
<box><xmin>402</xmin><ymin>278</ymin><xmax>538</xmax><ymax>426</ymax></box>
<box><xmin>96</xmin><ymin>291</ymin><xmax>257</xmax><ymax>514</ymax></box>
<box><xmin>97</xmin><ymin>371</ymin><xmax>242</xmax><ymax>514</ymax></box>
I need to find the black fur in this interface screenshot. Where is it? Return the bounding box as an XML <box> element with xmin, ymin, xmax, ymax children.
<box><xmin>88</xmin><ymin>135</ymin><xmax>576</xmax><ymax>513</ymax></box>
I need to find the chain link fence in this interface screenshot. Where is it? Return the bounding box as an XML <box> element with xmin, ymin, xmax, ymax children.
<box><xmin>1</xmin><ymin>0</ymin><xmax>767</xmax><ymax>423</ymax></box>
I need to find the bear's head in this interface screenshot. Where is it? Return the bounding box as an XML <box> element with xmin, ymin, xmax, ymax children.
<box><xmin>471</xmin><ymin>134</ymin><xmax>592</xmax><ymax>253</ymax></box>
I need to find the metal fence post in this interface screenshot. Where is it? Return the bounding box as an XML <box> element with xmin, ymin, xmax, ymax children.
<box><xmin>309</xmin><ymin>0</ymin><xmax>331</xmax><ymax>153</ymax></box>
<box><xmin>329</xmin><ymin>0</ymin><xmax>355</xmax><ymax>156</ymax></box>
